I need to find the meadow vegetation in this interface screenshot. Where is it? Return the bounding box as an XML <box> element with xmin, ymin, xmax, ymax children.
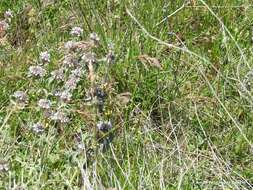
<box><xmin>0</xmin><ymin>0</ymin><xmax>253</xmax><ymax>189</ymax></box>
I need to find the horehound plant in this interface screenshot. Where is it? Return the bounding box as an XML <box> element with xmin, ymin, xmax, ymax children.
<box><xmin>9</xmin><ymin>24</ymin><xmax>117</xmax><ymax>187</ymax></box>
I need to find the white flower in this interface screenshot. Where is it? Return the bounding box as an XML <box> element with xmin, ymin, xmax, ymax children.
<box><xmin>51</xmin><ymin>111</ymin><xmax>69</xmax><ymax>123</ymax></box>
<box><xmin>64</xmin><ymin>40</ymin><xmax>77</xmax><ymax>50</ymax></box>
<box><xmin>40</xmin><ymin>51</ymin><xmax>50</xmax><ymax>63</ymax></box>
<box><xmin>51</xmin><ymin>68</ymin><xmax>64</xmax><ymax>81</ymax></box>
<box><xmin>65</xmin><ymin>76</ymin><xmax>80</xmax><ymax>91</ymax></box>
<box><xmin>28</xmin><ymin>66</ymin><xmax>46</xmax><ymax>77</ymax></box>
<box><xmin>97</xmin><ymin>120</ymin><xmax>112</xmax><ymax>132</ymax></box>
<box><xmin>71</xmin><ymin>67</ymin><xmax>84</xmax><ymax>77</ymax></box>
<box><xmin>32</xmin><ymin>122</ymin><xmax>44</xmax><ymax>134</ymax></box>
<box><xmin>4</xmin><ymin>9</ymin><xmax>13</xmax><ymax>19</ymax></box>
<box><xmin>38</xmin><ymin>99</ymin><xmax>51</xmax><ymax>109</ymax></box>
<box><xmin>81</xmin><ymin>52</ymin><xmax>96</xmax><ymax>63</ymax></box>
<box><xmin>55</xmin><ymin>90</ymin><xmax>72</xmax><ymax>102</ymax></box>
<box><xmin>89</xmin><ymin>32</ymin><xmax>100</xmax><ymax>42</ymax></box>
<box><xmin>0</xmin><ymin>20</ymin><xmax>9</xmax><ymax>30</ymax></box>
<box><xmin>70</xmin><ymin>26</ymin><xmax>83</xmax><ymax>37</ymax></box>
<box><xmin>62</xmin><ymin>55</ymin><xmax>79</xmax><ymax>68</ymax></box>
<box><xmin>13</xmin><ymin>91</ymin><xmax>28</xmax><ymax>103</ymax></box>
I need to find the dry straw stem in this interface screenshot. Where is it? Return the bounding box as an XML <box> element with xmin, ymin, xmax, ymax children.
<box><xmin>87</xmin><ymin>60</ymin><xmax>95</xmax><ymax>96</ymax></box>
<box><xmin>156</xmin><ymin>1</ymin><xmax>189</xmax><ymax>26</ymax></box>
<box><xmin>125</xmin><ymin>8</ymin><xmax>253</xmax><ymax>148</ymax></box>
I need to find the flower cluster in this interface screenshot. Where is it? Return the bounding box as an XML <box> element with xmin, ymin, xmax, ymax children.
<box><xmin>50</xmin><ymin>111</ymin><xmax>69</xmax><ymax>123</ymax></box>
<box><xmin>55</xmin><ymin>90</ymin><xmax>72</xmax><ymax>102</ymax></box>
<box><xmin>31</xmin><ymin>122</ymin><xmax>44</xmax><ymax>134</ymax></box>
<box><xmin>70</xmin><ymin>26</ymin><xmax>83</xmax><ymax>37</ymax></box>
<box><xmin>0</xmin><ymin>20</ymin><xmax>9</xmax><ymax>31</ymax></box>
<box><xmin>11</xmin><ymin>25</ymin><xmax>116</xmax><ymax>144</ymax></box>
<box><xmin>4</xmin><ymin>9</ymin><xmax>13</xmax><ymax>19</ymax></box>
<box><xmin>28</xmin><ymin>66</ymin><xmax>46</xmax><ymax>77</ymax></box>
<box><xmin>28</xmin><ymin>50</ymin><xmax>50</xmax><ymax>78</ymax></box>
<box><xmin>38</xmin><ymin>99</ymin><xmax>51</xmax><ymax>109</ymax></box>
<box><xmin>40</xmin><ymin>51</ymin><xmax>50</xmax><ymax>63</ymax></box>
<box><xmin>97</xmin><ymin>120</ymin><xmax>112</xmax><ymax>132</ymax></box>
<box><xmin>13</xmin><ymin>91</ymin><xmax>28</xmax><ymax>104</ymax></box>
<box><xmin>51</xmin><ymin>68</ymin><xmax>64</xmax><ymax>81</ymax></box>
<box><xmin>0</xmin><ymin>9</ymin><xmax>13</xmax><ymax>36</ymax></box>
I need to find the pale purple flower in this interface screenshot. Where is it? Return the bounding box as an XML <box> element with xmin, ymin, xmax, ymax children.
<box><xmin>70</xmin><ymin>26</ymin><xmax>83</xmax><ymax>37</ymax></box>
<box><xmin>31</xmin><ymin>122</ymin><xmax>44</xmax><ymax>134</ymax></box>
<box><xmin>65</xmin><ymin>76</ymin><xmax>79</xmax><ymax>91</ymax></box>
<box><xmin>62</xmin><ymin>55</ymin><xmax>79</xmax><ymax>68</ymax></box>
<box><xmin>43</xmin><ymin>109</ymin><xmax>53</xmax><ymax>118</ymax></box>
<box><xmin>55</xmin><ymin>90</ymin><xmax>72</xmax><ymax>102</ymax></box>
<box><xmin>89</xmin><ymin>32</ymin><xmax>100</xmax><ymax>42</ymax></box>
<box><xmin>51</xmin><ymin>68</ymin><xmax>64</xmax><ymax>81</ymax></box>
<box><xmin>38</xmin><ymin>99</ymin><xmax>51</xmax><ymax>109</ymax></box>
<box><xmin>64</xmin><ymin>40</ymin><xmax>77</xmax><ymax>50</ymax></box>
<box><xmin>40</xmin><ymin>51</ymin><xmax>50</xmax><ymax>63</ymax></box>
<box><xmin>4</xmin><ymin>9</ymin><xmax>13</xmax><ymax>19</ymax></box>
<box><xmin>81</xmin><ymin>52</ymin><xmax>96</xmax><ymax>63</ymax></box>
<box><xmin>51</xmin><ymin>111</ymin><xmax>69</xmax><ymax>123</ymax></box>
<box><xmin>13</xmin><ymin>91</ymin><xmax>28</xmax><ymax>103</ymax></box>
<box><xmin>28</xmin><ymin>66</ymin><xmax>46</xmax><ymax>77</ymax></box>
<box><xmin>71</xmin><ymin>67</ymin><xmax>84</xmax><ymax>78</ymax></box>
<box><xmin>0</xmin><ymin>20</ymin><xmax>9</xmax><ymax>30</ymax></box>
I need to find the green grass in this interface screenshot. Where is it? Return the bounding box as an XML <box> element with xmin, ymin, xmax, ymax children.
<box><xmin>1</xmin><ymin>0</ymin><xmax>253</xmax><ymax>189</ymax></box>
